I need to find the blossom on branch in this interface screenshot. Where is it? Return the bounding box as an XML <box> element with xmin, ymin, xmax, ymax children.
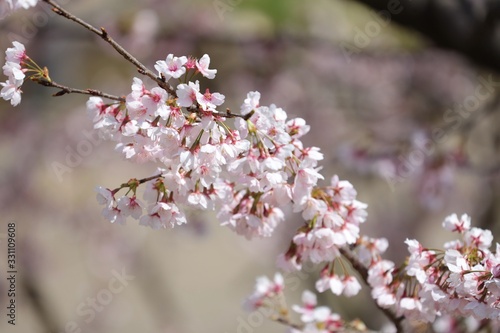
<box><xmin>1</xmin><ymin>42</ymin><xmax>28</xmax><ymax>106</ymax></box>
<box><xmin>368</xmin><ymin>214</ymin><xmax>500</xmax><ymax>324</ymax></box>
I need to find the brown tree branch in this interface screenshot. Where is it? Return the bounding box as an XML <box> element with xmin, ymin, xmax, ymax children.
<box><xmin>340</xmin><ymin>247</ymin><xmax>405</xmax><ymax>332</ymax></box>
<box><xmin>40</xmin><ymin>0</ymin><xmax>175</xmax><ymax>95</ymax></box>
<box><xmin>31</xmin><ymin>76</ymin><xmax>125</xmax><ymax>102</ymax></box>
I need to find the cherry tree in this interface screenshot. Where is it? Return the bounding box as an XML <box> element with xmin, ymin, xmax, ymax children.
<box><xmin>3</xmin><ymin>1</ymin><xmax>500</xmax><ymax>332</ymax></box>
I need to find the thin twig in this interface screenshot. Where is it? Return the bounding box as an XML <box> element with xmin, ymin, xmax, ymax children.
<box><xmin>138</xmin><ymin>173</ymin><xmax>163</xmax><ymax>185</ymax></box>
<box><xmin>31</xmin><ymin>77</ymin><xmax>124</xmax><ymax>101</ymax></box>
<box><xmin>116</xmin><ymin>173</ymin><xmax>164</xmax><ymax>191</ymax></box>
<box><xmin>340</xmin><ymin>247</ymin><xmax>405</xmax><ymax>333</ymax></box>
<box><xmin>41</xmin><ymin>0</ymin><xmax>175</xmax><ymax>95</ymax></box>
<box><xmin>274</xmin><ymin>316</ymin><xmax>303</xmax><ymax>330</ymax></box>
<box><xmin>40</xmin><ymin>0</ymin><xmax>254</xmax><ymax>120</ymax></box>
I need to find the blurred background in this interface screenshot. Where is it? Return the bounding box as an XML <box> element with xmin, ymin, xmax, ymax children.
<box><xmin>1</xmin><ymin>0</ymin><xmax>500</xmax><ymax>332</ymax></box>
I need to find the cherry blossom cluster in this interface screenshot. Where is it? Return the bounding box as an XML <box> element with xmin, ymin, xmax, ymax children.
<box><xmin>89</xmin><ymin>52</ymin><xmax>333</xmax><ymax>240</ymax></box>
<box><xmin>244</xmin><ymin>273</ymin><xmax>285</xmax><ymax>311</ymax></box>
<box><xmin>275</xmin><ymin>175</ymin><xmax>368</xmax><ymax>297</ymax></box>
<box><xmin>4</xmin><ymin>2</ymin><xmax>500</xmax><ymax>327</ymax></box>
<box><xmin>367</xmin><ymin>213</ymin><xmax>500</xmax><ymax>327</ymax></box>
<box><xmin>245</xmin><ymin>274</ymin><xmax>370</xmax><ymax>332</ymax></box>
<box><xmin>289</xmin><ymin>290</ymin><xmax>345</xmax><ymax>333</ymax></box>
<box><xmin>1</xmin><ymin>42</ymin><xmax>28</xmax><ymax>106</ymax></box>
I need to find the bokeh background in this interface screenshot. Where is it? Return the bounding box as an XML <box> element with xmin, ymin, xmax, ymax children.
<box><xmin>1</xmin><ymin>0</ymin><xmax>500</xmax><ymax>332</ymax></box>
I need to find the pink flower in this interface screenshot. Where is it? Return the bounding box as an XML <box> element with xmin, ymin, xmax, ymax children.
<box><xmin>187</xmin><ymin>191</ymin><xmax>209</xmax><ymax>209</ymax></box>
<box><xmin>3</xmin><ymin>61</ymin><xmax>25</xmax><ymax>81</ymax></box>
<box><xmin>5</xmin><ymin>41</ymin><xmax>27</xmax><ymax>63</ymax></box>
<box><xmin>244</xmin><ymin>273</ymin><xmax>284</xmax><ymax>311</ymax></box>
<box><xmin>102</xmin><ymin>206</ymin><xmax>126</xmax><ymax>225</ymax></box>
<box><xmin>356</xmin><ymin>236</ymin><xmax>388</xmax><ymax>266</ymax></box>
<box><xmin>292</xmin><ymin>290</ymin><xmax>318</xmax><ymax>323</ymax></box>
<box><xmin>86</xmin><ymin>97</ymin><xmax>106</xmax><ymax>121</ymax></box>
<box><xmin>140</xmin><ymin>202</ymin><xmax>187</xmax><ymax>229</ymax></box>
<box><xmin>315</xmin><ymin>273</ymin><xmax>343</xmax><ymax>295</ymax></box>
<box><xmin>315</xmin><ymin>272</ymin><xmax>361</xmax><ymax>297</ymax></box>
<box><xmin>117</xmin><ymin>196</ymin><xmax>143</xmax><ymax>219</ymax></box>
<box><xmin>442</xmin><ymin>213</ymin><xmax>471</xmax><ymax>233</ymax></box>
<box><xmin>195</xmin><ymin>54</ymin><xmax>217</xmax><ymax>79</ymax></box>
<box><xmin>342</xmin><ymin>276</ymin><xmax>362</xmax><ymax>297</ymax></box>
<box><xmin>95</xmin><ymin>186</ymin><xmax>115</xmax><ymax>207</ymax></box>
<box><xmin>368</xmin><ymin>260</ymin><xmax>395</xmax><ymax>287</ymax></box>
<box><xmin>371</xmin><ymin>286</ymin><xmax>396</xmax><ymax>307</ymax></box>
<box><xmin>195</xmin><ymin>88</ymin><xmax>225</xmax><ymax>111</ymax></box>
<box><xmin>464</xmin><ymin>227</ymin><xmax>493</xmax><ymax>249</ymax></box>
<box><xmin>176</xmin><ymin>81</ymin><xmax>199</xmax><ymax>107</ymax></box>
<box><xmin>0</xmin><ymin>79</ymin><xmax>22</xmax><ymax>106</ymax></box>
<box><xmin>154</xmin><ymin>54</ymin><xmax>187</xmax><ymax>80</ymax></box>
<box><xmin>1</xmin><ymin>41</ymin><xmax>28</xmax><ymax>106</ymax></box>
<box><xmin>240</xmin><ymin>91</ymin><xmax>260</xmax><ymax>115</ymax></box>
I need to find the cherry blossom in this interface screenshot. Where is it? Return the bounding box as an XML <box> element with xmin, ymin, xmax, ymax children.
<box><xmin>0</xmin><ymin>79</ymin><xmax>22</xmax><ymax>106</ymax></box>
<box><xmin>1</xmin><ymin>41</ymin><xmax>30</xmax><ymax>106</ymax></box>
<box><xmin>244</xmin><ymin>273</ymin><xmax>284</xmax><ymax>311</ymax></box>
<box><xmin>4</xmin><ymin>17</ymin><xmax>500</xmax><ymax>331</ymax></box>
<box><xmin>288</xmin><ymin>290</ymin><xmax>345</xmax><ymax>332</ymax></box>
<box><xmin>154</xmin><ymin>54</ymin><xmax>187</xmax><ymax>80</ymax></box>
<box><xmin>195</xmin><ymin>54</ymin><xmax>217</xmax><ymax>79</ymax></box>
<box><xmin>364</xmin><ymin>214</ymin><xmax>500</xmax><ymax>326</ymax></box>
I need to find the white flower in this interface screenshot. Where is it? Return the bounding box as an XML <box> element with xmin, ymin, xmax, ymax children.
<box><xmin>95</xmin><ymin>186</ymin><xmax>115</xmax><ymax>207</ymax></box>
<box><xmin>371</xmin><ymin>286</ymin><xmax>396</xmax><ymax>307</ymax></box>
<box><xmin>315</xmin><ymin>273</ymin><xmax>343</xmax><ymax>295</ymax></box>
<box><xmin>195</xmin><ymin>88</ymin><xmax>224</xmax><ymax>111</ymax></box>
<box><xmin>86</xmin><ymin>97</ymin><xmax>105</xmax><ymax>121</ymax></box>
<box><xmin>155</xmin><ymin>54</ymin><xmax>187</xmax><ymax>81</ymax></box>
<box><xmin>102</xmin><ymin>206</ymin><xmax>126</xmax><ymax>225</ymax></box>
<box><xmin>187</xmin><ymin>191</ymin><xmax>209</xmax><ymax>209</ymax></box>
<box><xmin>3</xmin><ymin>61</ymin><xmax>25</xmax><ymax>80</ymax></box>
<box><xmin>342</xmin><ymin>276</ymin><xmax>362</xmax><ymax>297</ymax></box>
<box><xmin>292</xmin><ymin>290</ymin><xmax>318</xmax><ymax>323</ymax></box>
<box><xmin>1</xmin><ymin>41</ymin><xmax>28</xmax><ymax>106</ymax></box>
<box><xmin>5</xmin><ymin>41</ymin><xmax>26</xmax><ymax>63</ymax></box>
<box><xmin>195</xmin><ymin>54</ymin><xmax>217</xmax><ymax>79</ymax></box>
<box><xmin>442</xmin><ymin>213</ymin><xmax>471</xmax><ymax>233</ymax></box>
<box><xmin>1</xmin><ymin>79</ymin><xmax>22</xmax><ymax>106</ymax></box>
<box><xmin>117</xmin><ymin>196</ymin><xmax>143</xmax><ymax>219</ymax></box>
<box><xmin>14</xmin><ymin>0</ymin><xmax>38</xmax><ymax>10</ymax></box>
<box><xmin>368</xmin><ymin>260</ymin><xmax>394</xmax><ymax>287</ymax></box>
<box><xmin>140</xmin><ymin>202</ymin><xmax>186</xmax><ymax>229</ymax></box>
<box><xmin>464</xmin><ymin>227</ymin><xmax>493</xmax><ymax>249</ymax></box>
<box><xmin>240</xmin><ymin>91</ymin><xmax>260</xmax><ymax>115</ymax></box>
<box><xmin>176</xmin><ymin>81</ymin><xmax>199</xmax><ymax>107</ymax></box>
<box><xmin>244</xmin><ymin>273</ymin><xmax>284</xmax><ymax>311</ymax></box>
